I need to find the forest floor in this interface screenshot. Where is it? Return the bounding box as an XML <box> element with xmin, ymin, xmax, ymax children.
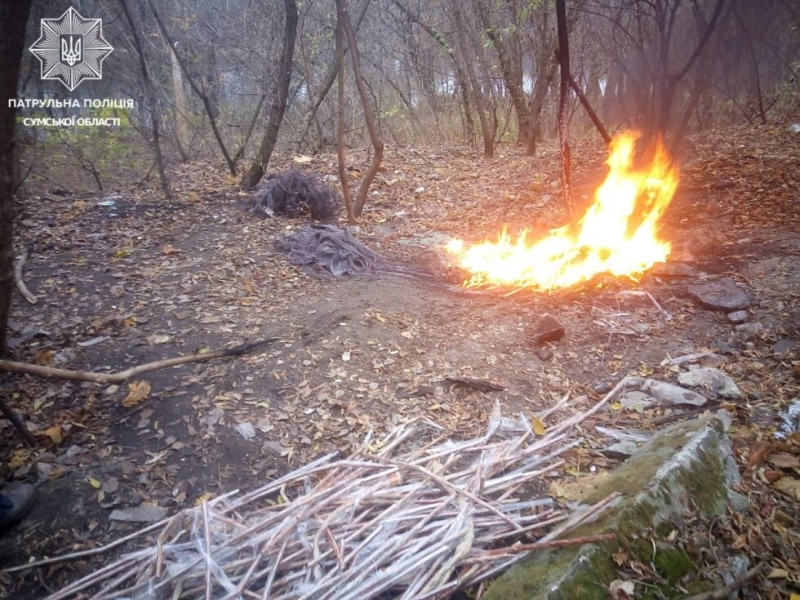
<box><xmin>1</xmin><ymin>124</ymin><xmax>798</xmax><ymax>599</ymax></box>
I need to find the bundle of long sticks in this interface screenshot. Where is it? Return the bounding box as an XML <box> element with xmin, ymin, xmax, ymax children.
<box><xmin>15</xmin><ymin>378</ymin><xmax>633</xmax><ymax>600</ymax></box>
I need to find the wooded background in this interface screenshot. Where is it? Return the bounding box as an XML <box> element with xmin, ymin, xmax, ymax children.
<box><xmin>12</xmin><ymin>0</ymin><xmax>800</xmax><ymax>197</ymax></box>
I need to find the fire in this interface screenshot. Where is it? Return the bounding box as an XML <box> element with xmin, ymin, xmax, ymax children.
<box><xmin>445</xmin><ymin>132</ymin><xmax>678</xmax><ymax>290</ymax></box>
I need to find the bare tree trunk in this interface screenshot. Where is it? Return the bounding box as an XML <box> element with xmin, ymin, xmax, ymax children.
<box><xmin>475</xmin><ymin>0</ymin><xmax>530</xmax><ymax>146</ymax></box>
<box><xmin>297</xmin><ymin>0</ymin><xmax>371</xmax><ymax>151</ymax></box>
<box><xmin>169</xmin><ymin>42</ymin><xmax>191</xmax><ymax>162</ymax></box>
<box><xmin>0</xmin><ymin>0</ymin><xmax>32</xmax><ymax>356</ymax></box>
<box><xmin>555</xmin><ymin>0</ymin><xmax>574</xmax><ymax>217</ymax></box>
<box><xmin>119</xmin><ymin>0</ymin><xmax>171</xmax><ymax>200</ymax></box>
<box><xmin>390</xmin><ymin>0</ymin><xmax>475</xmax><ymax>144</ymax></box>
<box><xmin>339</xmin><ymin>0</ymin><xmax>384</xmax><ymax>218</ymax></box>
<box><xmin>453</xmin><ymin>0</ymin><xmax>493</xmax><ymax>158</ymax></box>
<box><xmin>335</xmin><ymin>0</ymin><xmax>355</xmax><ymax>223</ymax></box>
<box><xmin>240</xmin><ymin>0</ymin><xmax>299</xmax><ymax>189</ymax></box>
<box><xmin>655</xmin><ymin>0</ymin><xmax>728</xmax><ymax>137</ymax></box>
<box><xmin>568</xmin><ymin>74</ymin><xmax>611</xmax><ymax>145</ymax></box>
<box><xmin>146</xmin><ymin>0</ymin><xmax>237</xmax><ymax>175</ymax></box>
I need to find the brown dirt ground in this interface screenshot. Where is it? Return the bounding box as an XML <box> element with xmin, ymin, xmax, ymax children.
<box><xmin>1</xmin><ymin>124</ymin><xmax>798</xmax><ymax>598</ymax></box>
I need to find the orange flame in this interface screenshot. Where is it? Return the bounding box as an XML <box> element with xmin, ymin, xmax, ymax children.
<box><xmin>445</xmin><ymin>132</ymin><xmax>678</xmax><ymax>290</ymax></box>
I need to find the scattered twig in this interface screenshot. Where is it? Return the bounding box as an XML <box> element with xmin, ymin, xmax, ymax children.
<box><xmin>616</xmin><ymin>290</ymin><xmax>672</xmax><ymax>320</ymax></box>
<box><xmin>14</xmin><ymin>242</ymin><xmax>37</xmax><ymax>305</ymax></box>
<box><xmin>4</xmin><ymin>380</ymin><xmax>634</xmax><ymax>600</ymax></box>
<box><xmin>680</xmin><ymin>563</ymin><xmax>766</xmax><ymax>600</ymax></box>
<box><xmin>665</xmin><ymin>352</ymin><xmax>717</xmax><ymax>366</ymax></box>
<box><xmin>0</xmin><ymin>338</ymin><xmax>278</xmax><ymax>384</ymax></box>
<box><xmin>465</xmin><ymin>532</ymin><xmax>616</xmax><ymax>561</ymax></box>
<box><xmin>0</xmin><ymin>393</ymin><xmax>37</xmax><ymax>446</ymax></box>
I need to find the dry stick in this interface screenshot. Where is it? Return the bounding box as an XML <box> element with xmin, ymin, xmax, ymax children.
<box><xmin>541</xmin><ymin>492</ymin><xmax>622</xmax><ymax>543</ymax></box>
<box><xmin>203</xmin><ymin>502</ymin><xmax>213</xmax><ymax>600</ymax></box>
<box><xmin>617</xmin><ymin>290</ymin><xmax>672</xmax><ymax>320</ymax></box>
<box><xmin>5</xmin><ymin>518</ymin><xmax>170</xmax><ymax>574</ymax></box>
<box><xmin>0</xmin><ymin>338</ymin><xmax>278</xmax><ymax>384</ymax></box>
<box><xmin>566</xmin><ymin>73</ymin><xmax>611</xmax><ymax>145</ymax></box>
<box><xmin>465</xmin><ymin>532</ymin><xmax>617</xmax><ymax>562</ymax></box>
<box><xmin>0</xmin><ymin>393</ymin><xmax>37</xmax><ymax>446</ymax></box>
<box><xmin>14</xmin><ymin>242</ymin><xmax>37</xmax><ymax>304</ymax></box>
<box><xmin>680</xmin><ymin>563</ymin><xmax>766</xmax><ymax>600</ymax></box>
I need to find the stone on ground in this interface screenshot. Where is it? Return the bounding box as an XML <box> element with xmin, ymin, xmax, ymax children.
<box><xmin>688</xmin><ymin>278</ymin><xmax>750</xmax><ymax>311</ymax></box>
<box><xmin>484</xmin><ymin>418</ymin><xmax>743</xmax><ymax>600</ymax></box>
<box><xmin>677</xmin><ymin>367</ymin><xmax>742</xmax><ymax>400</ymax></box>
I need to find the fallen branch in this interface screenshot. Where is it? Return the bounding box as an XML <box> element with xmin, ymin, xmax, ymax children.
<box><xmin>465</xmin><ymin>532</ymin><xmax>616</xmax><ymax>561</ymax></box>
<box><xmin>14</xmin><ymin>242</ymin><xmax>37</xmax><ymax>305</ymax></box>
<box><xmin>681</xmin><ymin>563</ymin><xmax>766</xmax><ymax>600</ymax></box>
<box><xmin>0</xmin><ymin>338</ymin><xmax>278</xmax><ymax>384</ymax></box>
<box><xmin>0</xmin><ymin>395</ymin><xmax>37</xmax><ymax>446</ymax></box>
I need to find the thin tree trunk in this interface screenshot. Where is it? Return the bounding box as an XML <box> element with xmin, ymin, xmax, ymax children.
<box><xmin>568</xmin><ymin>74</ymin><xmax>611</xmax><ymax>145</ymax></box>
<box><xmin>119</xmin><ymin>0</ymin><xmax>171</xmax><ymax>200</ymax></box>
<box><xmin>453</xmin><ymin>0</ymin><xmax>493</xmax><ymax>158</ymax></box>
<box><xmin>390</xmin><ymin>0</ymin><xmax>475</xmax><ymax>144</ymax></box>
<box><xmin>339</xmin><ymin>0</ymin><xmax>384</xmax><ymax>218</ymax></box>
<box><xmin>656</xmin><ymin>0</ymin><xmax>728</xmax><ymax>136</ymax></box>
<box><xmin>240</xmin><ymin>0</ymin><xmax>299</xmax><ymax>189</ymax></box>
<box><xmin>555</xmin><ymin>0</ymin><xmax>573</xmax><ymax>216</ymax></box>
<box><xmin>146</xmin><ymin>0</ymin><xmax>237</xmax><ymax>175</ymax></box>
<box><xmin>475</xmin><ymin>0</ymin><xmax>530</xmax><ymax>146</ymax></box>
<box><xmin>297</xmin><ymin>0</ymin><xmax>371</xmax><ymax>150</ymax></box>
<box><xmin>169</xmin><ymin>42</ymin><xmax>191</xmax><ymax>162</ymax></box>
<box><xmin>0</xmin><ymin>0</ymin><xmax>32</xmax><ymax>356</ymax></box>
<box><xmin>335</xmin><ymin>0</ymin><xmax>355</xmax><ymax>223</ymax></box>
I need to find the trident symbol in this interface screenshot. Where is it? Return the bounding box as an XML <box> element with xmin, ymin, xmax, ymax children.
<box><xmin>61</xmin><ymin>35</ymin><xmax>82</xmax><ymax>66</ymax></box>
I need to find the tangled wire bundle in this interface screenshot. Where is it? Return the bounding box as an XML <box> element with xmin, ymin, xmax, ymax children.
<box><xmin>252</xmin><ymin>170</ymin><xmax>339</xmax><ymax>221</ymax></box>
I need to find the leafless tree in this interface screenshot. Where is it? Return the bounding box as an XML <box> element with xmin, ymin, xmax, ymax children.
<box><xmin>0</xmin><ymin>0</ymin><xmax>32</xmax><ymax>356</ymax></box>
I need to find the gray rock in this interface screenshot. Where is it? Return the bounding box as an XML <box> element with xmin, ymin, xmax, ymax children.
<box><xmin>677</xmin><ymin>367</ymin><xmax>742</xmax><ymax>400</ymax></box>
<box><xmin>593</xmin><ymin>381</ymin><xmax>613</xmax><ymax>395</ymax></box>
<box><xmin>620</xmin><ymin>391</ymin><xmax>657</xmax><ymax>411</ymax></box>
<box><xmin>734</xmin><ymin>322</ymin><xmax>761</xmax><ymax>342</ymax></box>
<box><xmin>235</xmin><ymin>422</ymin><xmax>257</xmax><ymax>440</ymax></box>
<box><xmin>485</xmin><ymin>418</ymin><xmax>743</xmax><ymax>600</ymax></box>
<box><xmin>109</xmin><ymin>506</ymin><xmax>168</xmax><ymax>523</ymax></box>
<box><xmin>650</xmin><ymin>261</ymin><xmax>703</xmax><ymax>278</ymax></box>
<box><xmin>714</xmin><ymin>339</ymin><xmax>740</xmax><ymax>355</ymax></box>
<box><xmin>530</xmin><ymin>314</ymin><xmax>565</xmax><ymax>345</ymax></box>
<box><xmin>536</xmin><ymin>348</ymin><xmax>554</xmax><ymax>361</ymax></box>
<box><xmin>727</xmin><ymin>310</ymin><xmax>748</xmax><ymax>324</ymax></box>
<box><xmin>639</xmin><ymin>379</ymin><xmax>708</xmax><ymax>406</ymax></box>
<box><xmin>37</xmin><ymin>462</ymin><xmax>55</xmax><ymax>479</ymax></box>
<box><xmin>604</xmin><ymin>441</ymin><xmax>641</xmax><ymax>458</ymax></box>
<box><xmin>773</xmin><ymin>339</ymin><xmax>796</xmax><ymax>355</ymax></box>
<box><xmin>688</xmin><ymin>278</ymin><xmax>750</xmax><ymax>311</ymax></box>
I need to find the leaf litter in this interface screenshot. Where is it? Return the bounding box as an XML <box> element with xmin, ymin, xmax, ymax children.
<box><xmin>0</xmin><ymin>125</ymin><xmax>798</xmax><ymax>597</ymax></box>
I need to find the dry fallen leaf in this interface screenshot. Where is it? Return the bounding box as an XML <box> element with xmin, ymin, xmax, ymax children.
<box><xmin>195</xmin><ymin>492</ymin><xmax>214</xmax><ymax>506</ymax></box>
<box><xmin>43</xmin><ymin>425</ymin><xmax>63</xmax><ymax>445</ymax></box>
<box><xmin>747</xmin><ymin>440</ymin><xmax>771</xmax><ymax>469</ymax></box>
<box><xmin>33</xmin><ymin>349</ymin><xmax>55</xmax><ymax>365</ymax></box>
<box><xmin>772</xmin><ymin>476</ymin><xmax>800</xmax><ymax>500</ymax></box>
<box><xmin>88</xmin><ymin>476</ymin><xmax>101</xmax><ymax>489</ymax></box>
<box><xmin>767</xmin><ymin>452</ymin><xmax>800</xmax><ymax>469</ymax></box>
<box><xmin>531</xmin><ymin>416</ymin><xmax>547</xmax><ymax>436</ymax></box>
<box><xmin>123</xmin><ymin>380</ymin><xmax>152</xmax><ymax>408</ymax></box>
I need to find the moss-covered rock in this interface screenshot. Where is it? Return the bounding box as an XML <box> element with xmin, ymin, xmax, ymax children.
<box><xmin>483</xmin><ymin>418</ymin><xmax>742</xmax><ymax>600</ymax></box>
